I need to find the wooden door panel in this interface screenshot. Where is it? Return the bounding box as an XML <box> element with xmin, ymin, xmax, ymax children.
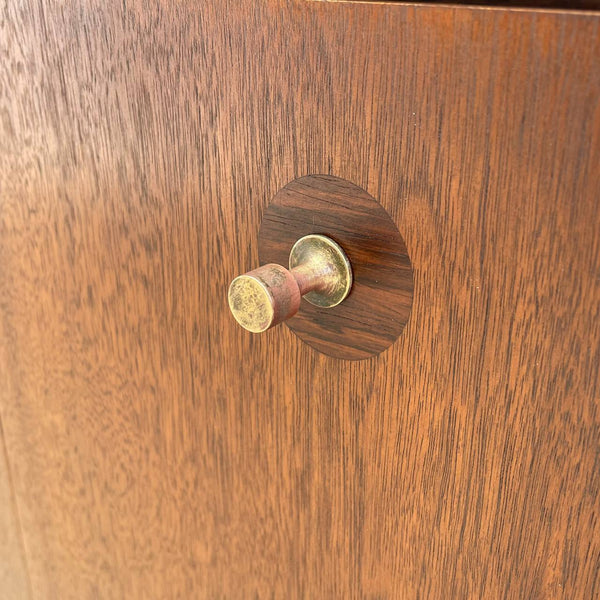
<box><xmin>1</xmin><ymin>0</ymin><xmax>599</xmax><ymax>597</ymax></box>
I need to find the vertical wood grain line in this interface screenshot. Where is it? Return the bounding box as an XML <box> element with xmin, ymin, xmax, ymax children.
<box><xmin>0</xmin><ymin>415</ymin><xmax>33</xmax><ymax>600</ymax></box>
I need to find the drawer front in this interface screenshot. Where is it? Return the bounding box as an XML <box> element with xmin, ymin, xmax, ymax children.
<box><xmin>1</xmin><ymin>1</ymin><xmax>599</xmax><ymax>597</ymax></box>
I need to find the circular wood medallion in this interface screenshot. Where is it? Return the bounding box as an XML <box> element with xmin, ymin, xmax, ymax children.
<box><xmin>258</xmin><ymin>175</ymin><xmax>413</xmax><ymax>360</ymax></box>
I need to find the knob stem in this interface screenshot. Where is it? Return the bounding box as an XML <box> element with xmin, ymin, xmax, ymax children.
<box><xmin>290</xmin><ymin>262</ymin><xmax>332</xmax><ymax>296</ymax></box>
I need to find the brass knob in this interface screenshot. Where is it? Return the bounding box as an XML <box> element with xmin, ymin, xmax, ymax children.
<box><xmin>228</xmin><ymin>234</ymin><xmax>353</xmax><ymax>333</ymax></box>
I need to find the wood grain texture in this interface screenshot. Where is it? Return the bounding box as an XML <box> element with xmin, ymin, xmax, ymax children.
<box><xmin>258</xmin><ymin>174</ymin><xmax>413</xmax><ymax>360</ymax></box>
<box><xmin>0</xmin><ymin>0</ymin><xmax>599</xmax><ymax>597</ymax></box>
<box><xmin>0</xmin><ymin>420</ymin><xmax>30</xmax><ymax>599</ymax></box>
<box><xmin>318</xmin><ymin>0</ymin><xmax>600</xmax><ymax>9</ymax></box>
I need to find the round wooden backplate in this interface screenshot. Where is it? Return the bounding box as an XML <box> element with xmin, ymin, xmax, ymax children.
<box><xmin>258</xmin><ymin>175</ymin><xmax>414</xmax><ymax>360</ymax></box>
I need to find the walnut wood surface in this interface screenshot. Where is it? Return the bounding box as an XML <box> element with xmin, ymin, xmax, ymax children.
<box><xmin>258</xmin><ymin>175</ymin><xmax>414</xmax><ymax>360</ymax></box>
<box><xmin>1</xmin><ymin>0</ymin><xmax>599</xmax><ymax>597</ymax></box>
<box><xmin>0</xmin><ymin>422</ymin><xmax>30</xmax><ymax>599</ymax></box>
<box><xmin>323</xmin><ymin>0</ymin><xmax>600</xmax><ymax>8</ymax></box>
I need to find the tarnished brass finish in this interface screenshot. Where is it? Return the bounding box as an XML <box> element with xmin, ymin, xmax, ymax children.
<box><xmin>228</xmin><ymin>234</ymin><xmax>352</xmax><ymax>333</ymax></box>
<box><xmin>289</xmin><ymin>234</ymin><xmax>352</xmax><ymax>308</ymax></box>
<box><xmin>228</xmin><ymin>264</ymin><xmax>300</xmax><ymax>333</ymax></box>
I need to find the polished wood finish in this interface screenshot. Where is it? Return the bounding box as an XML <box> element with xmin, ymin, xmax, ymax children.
<box><xmin>0</xmin><ymin>426</ymin><xmax>29</xmax><ymax>599</ymax></box>
<box><xmin>1</xmin><ymin>0</ymin><xmax>599</xmax><ymax>597</ymax></box>
<box><xmin>259</xmin><ymin>175</ymin><xmax>413</xmax><ymax>360</ymax></box>
<box><xmin>330</xmin><ymin>0</ymin><xmax>600</xmax><ymax>8</ymax></box>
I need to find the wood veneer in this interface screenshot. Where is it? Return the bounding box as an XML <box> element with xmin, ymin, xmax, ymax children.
<box><xmin>0</xmin><ymin>0</ymin><xmax>599</xmax><ymax>597</ymax></box>
<box><xmin>0</xmin><ymin>423</ymin><xmax>29</xmax><ymax>598</ymax></box>
<box><xmin>258</xmin><ymin>175</ymin><xmax>414</xmax><ymax>360</ymax></box>
<box><xmin>325</xmin><ymin>0</ymin><xmax>600</xmax><ymax>9</ymax></box>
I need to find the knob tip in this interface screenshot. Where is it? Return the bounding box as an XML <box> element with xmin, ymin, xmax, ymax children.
<box><xmin>228</xmin><ymin>264</ymin><xmax>301</xmax><ymax>333</ymax></box>
<box><xmin>228</xmin><ymin>275</ymin><xmax>275</xmax><ymax>333</ymax></box>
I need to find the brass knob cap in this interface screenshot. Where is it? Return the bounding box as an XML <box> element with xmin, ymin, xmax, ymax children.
<box><xmin>228</xmin><ymin>234</ymin><xmax>353</xmax><ymax>333</ymax></box>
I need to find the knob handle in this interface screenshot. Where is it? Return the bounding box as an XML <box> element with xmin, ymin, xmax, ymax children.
<box><xmin>228</xmin><ymin>234</ymin><xmax>352</xmax><ymax>333</ymax></box>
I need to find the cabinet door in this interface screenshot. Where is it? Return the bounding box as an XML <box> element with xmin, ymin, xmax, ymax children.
<box><xmin>1</xmin><ymin>1</ymin><xmax>599</xmax><ymax>597</ymax></box>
